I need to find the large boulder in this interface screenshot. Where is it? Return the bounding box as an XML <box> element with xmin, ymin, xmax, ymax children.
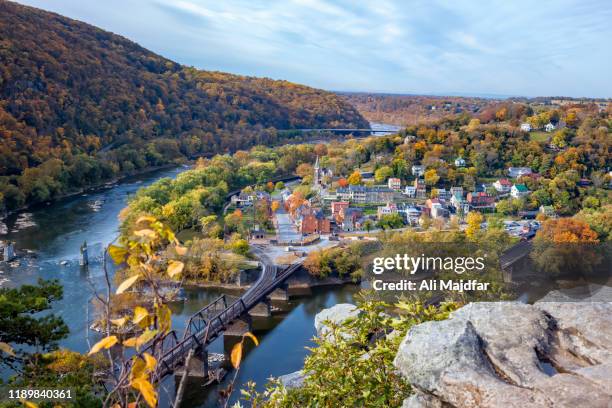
<box><xmin>394</xmin><ymin>302</ymin><xmax>612</xmax><ymax>408</ymax></box>
<box><xmin>314</xmin><ymin>303</ymin><xmax>361</xmax><ymax>338</ymax></box>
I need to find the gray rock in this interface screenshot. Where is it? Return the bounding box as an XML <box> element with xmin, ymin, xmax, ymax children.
<box><xmin>278</xmin><ymin>370</ymin><xmax>306</xmax><ymax>389</ymax></box>
<box><xmin>314</xmin><ymin>303</ymin><xmax>360</xmax><ymax>338</ymax></box>
<box><xmin>394</xmin><ymin>301</ymin><xmax>612</xmax><ymax>408</ymax></box>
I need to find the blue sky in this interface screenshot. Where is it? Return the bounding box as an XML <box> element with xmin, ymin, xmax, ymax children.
<box><xmin>18</xmin><ymin>0</ymin><xmax>612</xmax><ymax>97</ymax></box>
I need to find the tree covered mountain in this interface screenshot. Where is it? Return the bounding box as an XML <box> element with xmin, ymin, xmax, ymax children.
<box><xmin>0</xmin><ymin>0</ymin><xmax>368</xmax><ymax>211</ymax></box>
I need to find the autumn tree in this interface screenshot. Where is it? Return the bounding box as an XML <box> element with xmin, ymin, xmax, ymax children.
<box><xmin>465</xmin><ymin>211</ymin><xmax>484</xmax><ymax>240</ymax></box>
<box><xmin>347</xmin><ymin>170</ymin><xmax>362</xmax><ymax>185</ymax></box>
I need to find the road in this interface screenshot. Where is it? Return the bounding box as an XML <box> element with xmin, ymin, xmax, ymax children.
<box><xmin>275</xmin><ymin>208</ymin><xmax>301</xmax><ymax>242</ymax></box>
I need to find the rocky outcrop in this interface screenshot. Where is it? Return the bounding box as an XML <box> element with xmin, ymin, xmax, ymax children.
<box><xmin>314</xmin><ymin>303</ymin><xmax>361</xmax><ymax>338</ymax></box>
<box><xmin>394</xmin><ymin>302</ymin><xmax>612</xmax><ymax>408</ymax></box>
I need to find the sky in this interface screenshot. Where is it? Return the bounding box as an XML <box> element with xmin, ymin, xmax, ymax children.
<box><xmin>17</xmin><ymin>0</ymin><xmax>612</xmax><ymax>98</ymax></box>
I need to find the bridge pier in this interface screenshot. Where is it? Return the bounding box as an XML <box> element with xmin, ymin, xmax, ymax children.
<box><xmin>174</xmin><ymin>348</ymin><xmax>209</xmax><ymax>379</ymax></box>
<box><xmin>249</xmin><ymin>298</ymin><xmax>272</xmax><ymax>317</ymax></box>
<box><xmin>269</xmin><ymin>285</ymin><xmax>289</xmax><ymax>301</ymax></box>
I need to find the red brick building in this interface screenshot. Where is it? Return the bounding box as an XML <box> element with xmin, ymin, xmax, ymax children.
<box><xmin>298</xmin><ymin>208</ymin><xmax>331</xmax><ymax>234</ymax></box>
<box><xmin>331</xmin><ymin>201</ymin><xmax>350</xmax><ymax>222</ymax></box>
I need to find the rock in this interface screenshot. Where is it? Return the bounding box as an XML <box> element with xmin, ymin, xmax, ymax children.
<box><xmin>394</xmin><ymin>301</ymin><xmax>612</xmax><ymax>408</ymax></box>
<box><xmin>278</xmin><ymin>370</ymin><xmax>306</xmax><ymax>389</ymax></box>
<box><xmin>314</xmin><ymin>303</ymin><xmax>360</xmax><ymax>338</ymax></box>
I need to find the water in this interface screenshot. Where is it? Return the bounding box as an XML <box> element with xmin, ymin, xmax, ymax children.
<box><xmin>0</xmin><ymin>165</ymin><xmax>358</xmax><ymax>407</ymax></box>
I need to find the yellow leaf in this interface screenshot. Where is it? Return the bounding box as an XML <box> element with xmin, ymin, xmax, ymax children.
<box><xmin>130</xmin><ymin>356</ymin><xmax>146</xmax><ymax>380</ymax></box>
<box><xmin>131</xmin><ymin>377</ymin><xmax>158</xmax><ymax>408</ymax></box>
<box><xmin>88</xmin><ymin>335</ymin><xmax>118</xmax><ymax>355</ymax></box>
<box><xmin>22</xmin><ymin>401</ymin><xmax>38</xmax><ymax>408</ymax></box>
<box><xmin>175</xmin><ymin>244</ymin><xmax>187</xmax><ymax>256</ymax></box>
<box><xmin>155</xmin><ymin>304</ymin><xmax>172</xmax><ymax>333</ymax></box>
<box><xmin>110</xmin><ymin>317</ymin><xmax>128</xmax><ymax>327</ymax></box>
<box><xmin>0</xmin><ymin>341</ymin><xmax>15</xmax><ymax>356</ymax></box>
<box><xmin>134</xmin><ymin>229</ymin><xmax>157</xmax><ymax>239</ymax></box>
<box><xmin>243</xmin><ymin>331</ymin><xmax>259</xmax><ymax>346</ymax></box>
<box><xmin>116</xmin><ymin>275</ymin><xmax>139</xmax><ymax>294</ymax></box>
<box><xmin>167</xmin><ymin>260</ymin><xmax>184</xmax><ymax>278</ymax></box>
<box><xmin>230</xmin><ymin>341</ymin><xmax>243</xmax><ymax>369</ymax></box>
<box><xmin>132</xmin><ymin>306</ymin><xmax>149</xmax><ymax>325</ymax></box>
<box><xmin>137</xmin><ymin>329</ymin><xmax>158</xmax><ymax>349</ymax></box>
<box><xmin>123</xmin><ymin>337</ymin><xmax>138</xmax><ymax>348</ymax></box>
<box><xmin>108</xmin><ymin>245</ymin><xmax>128</xmax><ymax>264</ymax></box>
<box><xmin>143</xmin><ymin>352</ymin><xmax>157</xmax><ymax>372</ymax></box>
<box><xmin>136</xmin><ymin>215</ymin><xmax>156</xmax><ymax>224</ymax></box>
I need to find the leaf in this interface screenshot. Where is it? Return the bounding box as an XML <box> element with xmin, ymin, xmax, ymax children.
<box><xmin>22</xmin><ymin>401</ymin><xmax>39</xmax><ymax>408</ymax></box>
<box><xmin>243</xmin><ymin>331</ymin><xmax>259</xmax><ymax>346</ymax></box>
<box><xmin>134</xmin><ymin>229</ymin><xmax>157</xmax><ymax>239</ymax></box>
<box><xmin>123</xmin><ymin>337</ymin><xmax>138</xmax><ymax>348</ymax></box>
<box><xmin>143</xmin><ymin>352</ymin><xmax>157</xmax><ymax>372</ymax></box>
<box><xmin>131</xmin><ymin>377</ymin><xmax>158</xmax><ymax>408</ymax></box>
<box><xmin>132</xmin><ymin>306</ymin><xmax>149</xmax><ymax>325</ymax></box>
<box><xmin>230</xmin><ymin>341</ymin><xmax>243</xmax><ymax>369</ymax></box>
<box><xmin>167</xmin><ymin>260</ymin><xmax>184</xmax><ymax>278</ymax></box>
<box><xmin>137</xmin><ymin>329</ymin><xmax>158</xmax><ymax>348</ymax></box>
<box><xmin>175</xmin><ymin>244</ymin><xmax>187</xmax><ymax>256</ymax></box>
<box><xmin>0</xmin><ymin>341</ymin><xmax>15</xmax><ymax>356</ymax></box>
<box><xmin>130</xmin><ymin>356</ymin><xmax>146</xmax><ymax>380</ymax></box>
<box><xmin>108</xmin><ymin>245</ymin><xmax>128</xmax><ymax>264</ymax></box>
<box><xmin>88</xmin><ymin>335</ymin><xmax>118</xmax><ymax>355</ymax></box>
<box><xmin>116</xmin><ymin>275</ymin><xmax>139</xmax><ymax>294</ymax></box>
<box><xmin>110</xmin><ymin>317</ymin><xmax>128</xmax><ymax>327</ymax></box>
<box><xmin>155</xmin><ymin>303</ymin><xmax>172</xmax><ymax>333</ymax></box>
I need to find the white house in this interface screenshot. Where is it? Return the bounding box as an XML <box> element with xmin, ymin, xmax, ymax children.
<box><xmin>511</xmin><ymin>184</ymin><xmax>530</xmax><ymax>199</ymax></box>
<box><xmin>377</xmin><ymin>202</ymin><xmax>398</xmax><ymax>219</ymax></box>
<box><xmin>545</xmin><ymin>122</ymin><xmax>556</xmax><ymax>132</ymax></box>
<box><xmin>507</xmin><ymin>167</ymin><xmax>532</xmax><ymax>178</ymax></box>
<box><xmin>388</xmin><ymin>177</ymin><xmax>401</xmax><ymax>191</ymax></box>
<box><xmin>411</xmin><ymin>165</ymin><xmax>425</xmax><ymax>177</ymax></box>
<box><xmin>454</xmin><ymin>157</ymin><xmax>466</xmax><ymax>167</ymax></box>
<box><xmin>493</xmin><ymin>178</ymin><xmax>513</xmax><ymax>194</ymax></box>
<box><xmin>436</xmin><ymin>188</ymin><xmax>450</xmax><ymax>200</ymax></box>
<box><xmin>520</xmin><ymin>123</ymin><xmax>532</xmax><ymax>132</ymax></box>
<box><xmin>404</xmin><ymin>186</ymin><xmax>417</xmax><ymax>198</ymax></box>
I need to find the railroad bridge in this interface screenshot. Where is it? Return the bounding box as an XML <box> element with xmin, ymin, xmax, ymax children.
<box><xmin>130</xmin><ymin>249</ymin><xmax>302</xmax><ymax>383</ymax></box>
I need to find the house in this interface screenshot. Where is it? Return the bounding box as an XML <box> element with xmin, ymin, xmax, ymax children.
<box><xmin>388</xmin><ymin>177</ymin><xmax>402</xmax><ymax>191</ymax></box>
<box><xmin>511</xmin><ymin>184</ymin><xmax>530</xmax><ymax>199</ymax></box>
<box><xmin>297</xmin><ymin>207</ymin><xmax>331</xmax><ymax>234</ymax></box>
<box><xmin>231</xmin><ymin>191</ymin><xmax>270</xmax><ymax>207</ymax></box>
<box><xmin>545</xmin><ymin>122</ymin><xmax>556</xmax><ymax>132</ymax></box>
<box><xmin>436</xmin><ymin>188</ymin><xmax>450</xmax><ymax>200</ymax></box>
<box><xmin>250</xmin><ymin>226</ymin><xmax>265</xmax><ymax>240</ymax></box>
<box><xmin>507</xmin><ymin>167</ymin><xmax>532</xmax><ymax>178</ymax></box>
<box><xmin>454</xmin><ymin>157</ymin><xmax>466</xmax><ymax>167</ymax></box>
<box><xmin>377</xmin><ymin>202</ymin><xmax>398</xmax><ymax>219</ymax></box>
<box><xmin>341</xmin><ymin>208</ymin><xmax>364</xmax><ymax>231</ymax></box>
<box><xmin>404</xmin><ymin>186</ymin><xmax>417</xmax><ymax>198</ymax></box>
<box><xmin>450</xmin><ymin>191</ymin><xmax>469</xmax><ymax>215</ymax></box>
<box><xmin>398</xmin><ymin>205</ymin><xmax>421</xmax><ymax>225</ymax></box>
<box><xmin>413</xmin><ymin>179</ymin><xmax>427</xmax><ymax>199</ymax></box>
<box><xmin>466</xmin><ymin>192</ymin><xmax>495</xmax><ymax>211</ymax></box>
<box><xmin>411</xmin><ymin>165</ymin><xmax>425</xmax><ymax>177</ymax></box>
<box><xmin>520</xmin><ymin>123</ymin><xmax>532</xmax><ymax>132</ymax></box>
<box><xmin>426</xmin><ymin>198</ymin><xmax>449</xmax><ymax>219</ymax></box>
<box><xmin>539</xmin><ymin>205</ymin><xmax>556</xmax><ymax>218</ymax></box>
<box><xmin>336</xmin><ymin>185</ymin><xmax>396</xmax><ymax>204</ymax></box>
<box><xmin>493</xmin><ymin>178</ymin><xmax>513</xmax><ymax>194</ymax></box>
<box><xmin>331</xmin><ymin>201</ymin><xmax>350</xmax><ymax>222</ymax></box>
<box><xmin>450</xmin><ymin>186</ymin><xmax>464</xmax><ymax>197</ymax></box>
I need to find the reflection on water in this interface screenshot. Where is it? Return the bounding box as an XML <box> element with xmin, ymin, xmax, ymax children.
<box><xmin>0</xmin><ymin>165</ymin><xmax>359</xmax><ymax>407</ymax></box>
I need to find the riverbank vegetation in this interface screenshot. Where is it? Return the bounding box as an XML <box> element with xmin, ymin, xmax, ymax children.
<box><xmin>0</xmin><ymin>1</ymin><xmax>367</xmax><ymax>214</ymax></box>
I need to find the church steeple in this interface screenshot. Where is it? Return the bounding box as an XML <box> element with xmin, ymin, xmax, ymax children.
<box><xmin>314</xmin><ymin>156</ymin><xmax>321</xmax><ymax>186</ymax></box>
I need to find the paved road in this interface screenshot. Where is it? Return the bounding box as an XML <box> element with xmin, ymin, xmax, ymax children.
<box><xmin>275</xmin><ymin>208</ymin><xmax>301</xmax><ymax>242</ymax></box>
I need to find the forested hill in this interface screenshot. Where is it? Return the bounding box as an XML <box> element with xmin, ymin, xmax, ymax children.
<box><xmin>0</xmin><ymin>0</ymin><xmax>368</xmax><ymax>211</ymax></box>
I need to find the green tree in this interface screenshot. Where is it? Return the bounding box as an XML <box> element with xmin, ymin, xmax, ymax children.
<box><xmin>374</xmin><ymin>166</ymin><xmax>393</xmax><ymax>183</ymax></box>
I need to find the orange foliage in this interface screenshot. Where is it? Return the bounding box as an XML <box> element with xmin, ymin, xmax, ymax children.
<box><xmin>537</xmin><ymin>218</ymin><xmax>599</xmax><ymax>243</ymax></box>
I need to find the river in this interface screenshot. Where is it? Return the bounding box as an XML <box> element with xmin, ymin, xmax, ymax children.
<box><xmin>0</xmin><ymin>123</ymin><xmax>406</xmax><ymax>406</ymax></box>
<box><xmin>0</xmin><ymin>164</ymin><xmax>360</xmax><ymax>406</ymax></box>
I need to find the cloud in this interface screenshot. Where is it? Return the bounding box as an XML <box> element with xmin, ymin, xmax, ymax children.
<box><xmin>16</xmin><ymin>0</ymin><xmax>612</xmax><ymax>97</ymax></box>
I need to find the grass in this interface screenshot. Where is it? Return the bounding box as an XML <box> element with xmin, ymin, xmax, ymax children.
<box><xmin>529</xmin><ymin>131</ymin><xmax>550</xmax><ymax>143</ymax></box>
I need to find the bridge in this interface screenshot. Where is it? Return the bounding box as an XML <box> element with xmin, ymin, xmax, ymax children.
<box><xmin>287</xmin><ymin>128</ymin><xmax>398</xmax><ymax>134</ymax></box>
<box><xmin>129</xmin><ymin>248</ymin><xmax>303</xmax><ymax>382</ymax></box>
